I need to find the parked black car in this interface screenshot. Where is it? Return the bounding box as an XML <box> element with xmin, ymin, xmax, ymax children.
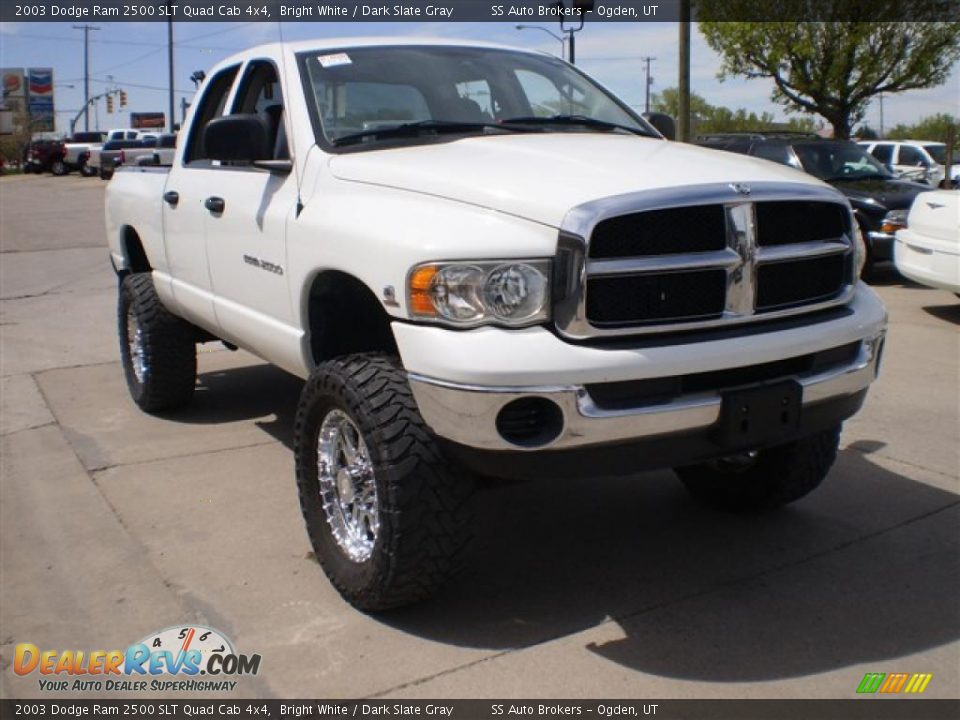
<box><xmin>696</xmin><ymin>133</ymin><xmax>929</xmax><ymax>275</ymax></box>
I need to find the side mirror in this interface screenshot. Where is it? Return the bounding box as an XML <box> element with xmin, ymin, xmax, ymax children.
<box><xmin>643</xmin><ymin>112</ymin><xmax>676</xmax><ymax>141</ymax></box>
<box><xmin>203</xmin><ymin>114</ymin><xmax>270</xmax><ymax>163</ymax></box>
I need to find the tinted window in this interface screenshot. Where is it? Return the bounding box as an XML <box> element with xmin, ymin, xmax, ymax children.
<box><xmin>869</xmin><ymin>144</ymin><xmax>894</xmax><ymax>164</ymax></box>
<box><xmin>924</xmin><ymin>144</ymin><xmax>946</xmax><ymax>164</ymax></box>
<box><xmin>898</xmin><ymin>146</ymin><xmax>927</xmax><ymax>167</ymax></box>
<box><xmin>231</xmin><ymin>60</ymin><xmax>289</xmax><ymax>160</ymax></box>
<box><xmin>752</xmin><ymin>143</ymin><xmax>792</xmax><ymax>166</ymax></box>
<box><xmin>184</xmin><ymin>64</ymin><xmax>241</xmax><ymax>163</ymax></box>
<box><xmin>793</xmin><ymin>142</ymin><xmax>891</xmax><ymax>181</ymax></box>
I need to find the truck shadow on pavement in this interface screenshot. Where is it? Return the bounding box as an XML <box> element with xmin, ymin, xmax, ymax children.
<box><xmin>381</xmin><ymin>449</ymin><xmax>960</xmax><ymax>683</ymax></box>
<box><xmin>922</xmin><ymin>302</ymin><xmax>960</xmax><ymax>326</ymax></box>
<box><xmin>178</xmin><ymin>362</ymin><xmax>959</xmax><ymax>683</ymax></box>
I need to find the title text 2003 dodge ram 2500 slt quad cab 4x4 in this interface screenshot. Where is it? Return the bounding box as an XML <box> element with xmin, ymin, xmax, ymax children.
<box><xmin>106</xmin><ymin>39</ymin><xmax>887</xmax><ymax>610</ymax></box>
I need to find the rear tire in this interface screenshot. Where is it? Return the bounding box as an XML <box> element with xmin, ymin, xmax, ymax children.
<box><xmin>118</xmin><ymin>273</ymin><xmax>197</xmax><ymax>412</ymax></box>
<box><xmin>675</xmin><ymin>426</ymin><xmax>841</xmax><ymax>513</ymax></box>
<box><xmin>80</xmin><ymin>163</ymin><xmax>96</xmax><ymax>177</ymax></box>
<box><xmin>50</xmin><ymin>159</ymin><xmax>66</xmax><ymax>176</ymax></box>
<box><xmin>295</xmin><ymin>353</ymin><xmax>474</xmax><ymax>611</ymax></box>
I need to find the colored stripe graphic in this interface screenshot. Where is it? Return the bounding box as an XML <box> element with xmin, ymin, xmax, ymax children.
<box><xmin>857</xmin><ymin>673</ymin><xmax>885</xmax><ymax>693</ymax></box>
<box><xmin>904</xmin><ymin>673</ymin><xmax>934</xmax><ymax>694</ymax></box>
<box><xmin>879</xmin><ymin>672</ymin><xmax>909</xmax><ymax>693</ymax></box>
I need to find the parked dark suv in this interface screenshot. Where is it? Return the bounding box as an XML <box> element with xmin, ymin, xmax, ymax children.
<box><xmin>696</xmin><ymin>133</ymin><xmax>928</xmax><ymax>275</ymax></box>
<box><xmin>22</xmin><ymin>139</ymin><xmax>66</xmax><ymax>175</ymax></box>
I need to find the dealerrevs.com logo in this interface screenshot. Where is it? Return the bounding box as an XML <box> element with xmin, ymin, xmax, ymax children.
<box><xmin>14</xmin><ymin>625</ymin><xmax>261</xmax><ymax>693</ymax></box>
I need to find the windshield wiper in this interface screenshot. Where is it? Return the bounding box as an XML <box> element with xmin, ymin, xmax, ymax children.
<box><xmin>499</xmin><ymin>114</ymin><xmax>653</xmax><ymax>137</ymax></box>
<box><xmin>331</xmin><ymin>120</ymin><xmax>524</xmax><ymax>147</ymax></box>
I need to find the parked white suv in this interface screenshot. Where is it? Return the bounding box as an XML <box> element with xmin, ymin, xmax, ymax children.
<box><xmin>105</xmin><ymin>39</ymin><xmax>887</xmax><ymax>610</ymax></box>
<box><xmin>859</xmin><ymin>139</ymin><xmax>960</xmax><ymax>187</ymax></box>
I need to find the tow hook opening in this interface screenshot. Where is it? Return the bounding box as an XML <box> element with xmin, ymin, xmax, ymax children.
<box><xmin>495</xmin><ymin>397</ymin><xmax>564</xmax><ymax>448</ymax></box>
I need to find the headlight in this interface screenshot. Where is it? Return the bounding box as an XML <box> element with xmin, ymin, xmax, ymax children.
<box><xmin>852</xmin><ymin>220</ymin><xmax>867</xmax><ymax>278</ymax></box>
<box><xmin>880</xmin><ymin>208</ymin><xmax>908</xmax><ymax>233</ymax></box>
<box><xmin>408</xmin><ymin>260</ymin><xmax>550</xmax><ymax>327</ymax></box>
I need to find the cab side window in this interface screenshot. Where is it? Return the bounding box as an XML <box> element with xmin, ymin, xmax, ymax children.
<box><xmin>184</xmin><ymin>65</ymin><xmax>240</xmax><ymax>164</ymax></box>
<box><xmin>232</xmin><ymin>60</ymin><xmax>289</xmax><ymax>160</ymax></box>
<box><xmin>898</xmin><ymin>146</ymin><xmax>927</xmax><ymax>167</ymax></box>
<box><xmin>870</xmin><ymin>144</ymin><xmax>894</xmax><ymax>165</ymax></box>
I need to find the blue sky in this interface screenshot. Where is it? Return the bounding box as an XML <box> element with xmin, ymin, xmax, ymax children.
<box><xmin>1</xmin><ymin>20</ymin><xmax>958</xmax><ymax>135</ymax></box>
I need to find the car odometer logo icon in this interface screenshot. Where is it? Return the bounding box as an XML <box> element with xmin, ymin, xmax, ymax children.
<box><xmin>137</xmin><ymin>625</ymin><xmax>235</xmax><ymax>673</ymax></box>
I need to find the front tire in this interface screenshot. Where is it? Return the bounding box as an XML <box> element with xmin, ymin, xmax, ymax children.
<box><xmin>50</xmin><ymin>159</ymin><xmax>66</xmax><ymax>176</ymax></box>
<box><xmin>80</xmin><ymin>163</ymin><xmax>96</xmax><ymax>177</ymax></box>
<box><xmin>295</xmin><ymin>353</ymin><xmax>474</xmax><ymax>611</ymax></box>
<box><xmin>118</xmin><ymin>273</ymin><xmax>197</xmax><ymax>412</ymax></box>
<box><xmin>675</xmin><ymin>426</ymin><xmax>841</xmax><ymax>513</ymax></box>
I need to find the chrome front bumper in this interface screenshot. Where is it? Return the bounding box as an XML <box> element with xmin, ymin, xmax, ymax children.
<box><xmin>408</xmin><ymin>334</ymin><xmax>884</xmax><ymax>452</ymax></box>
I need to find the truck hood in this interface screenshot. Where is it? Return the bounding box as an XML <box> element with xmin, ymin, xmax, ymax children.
<box><xmin>328</xmin><ymin>134</ymin><xmax>827</xmax><ymax>227</ymax></box>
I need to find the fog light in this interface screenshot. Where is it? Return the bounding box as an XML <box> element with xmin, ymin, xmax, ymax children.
<box><xmin>495</xmin><ymin>397</ymin><xmax>564</xmax><ymax>448</ymax></box>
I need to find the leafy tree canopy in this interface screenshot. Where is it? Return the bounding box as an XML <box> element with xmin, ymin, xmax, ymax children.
<box><xmin>653</xmin><ymin>87</ymin><xmax>818</xmax><ymax>135</ymax></box>
<box><xmin>698</xmin><ymin>0</ymin><xmax>960</xmax><ymax>138</ymax></box>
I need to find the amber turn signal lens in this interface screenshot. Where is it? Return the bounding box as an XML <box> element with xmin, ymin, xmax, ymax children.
<box><xmin>409</xmin><ymin>265</ymin><xmax>438</xmax><ymax>316</ymax></box>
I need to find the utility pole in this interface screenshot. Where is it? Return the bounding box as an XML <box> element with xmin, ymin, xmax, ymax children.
<box><xmin>879</xmin><ymin>93</ymin><xmax>885</xmax><ymax>138</ymax></box>
<box><xmin>677</xmin><ymin>0</ymin><xmax>691</xmax><ymax>142</ymax></box>
<box><xmin>72</xmin><ymin>24</ymin><xmax>100</xmax><ymax>132</ymax></box>
<box><xmin>167</xmin><ymin>10</ymin><xmax>175</xmax><ymax>134</ymax></box>
<box><xmin>642</xmin><ymin>56</ymin><xmax>656</xmax><ymax>114</ymax></box>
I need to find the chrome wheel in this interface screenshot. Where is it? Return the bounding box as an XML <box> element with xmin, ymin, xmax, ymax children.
<box><xmin>126</xmin><ymin>306</ymin><xmax>147</xmax><ymax>383</ymax></box>
<box><xmin>316</xmin><ymin>409</ymin><xmax>379</xmax><ymax>562</ymax></box>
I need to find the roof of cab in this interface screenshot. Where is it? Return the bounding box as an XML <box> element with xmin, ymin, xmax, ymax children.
<box><xmin>220</xmin><ymin>36</ymin><xmax>548</xmax><ymax>62</ymax></box>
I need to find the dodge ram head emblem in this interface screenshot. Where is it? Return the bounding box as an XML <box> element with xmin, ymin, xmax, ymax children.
<box><xmin>729</xmin><ymin>183</ymin><xmax>752</xmax><ymax>196</ymax></box>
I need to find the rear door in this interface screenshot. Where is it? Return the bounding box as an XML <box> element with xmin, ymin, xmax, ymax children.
<box><xmin>160</xmin><ymin>64</ymin><xmax>240</xmax><ymax>329</ymax></box>
<box><xmin>203</xmin><ymin>58</ymin><xmax>299</xmax><ymax>356</ymax></box>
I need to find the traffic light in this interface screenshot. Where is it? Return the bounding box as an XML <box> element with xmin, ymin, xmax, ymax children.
<box><xmin>106</xmin><ymin>94</ymin><xmax>114</xmax><ymax>113</ymax></box>
<box><xmin>119</xmin><ymin>90</ymin><xmax>127</xmax><ymax>108</ymax></box>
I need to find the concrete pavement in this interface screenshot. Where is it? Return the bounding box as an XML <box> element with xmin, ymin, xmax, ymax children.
<box><xmin>1</xmin><ymin>174</ymin><xmax>958</xmax><ymax>700</ymax></box>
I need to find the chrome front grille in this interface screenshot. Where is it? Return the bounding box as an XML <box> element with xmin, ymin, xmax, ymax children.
<box><xmin>553</xmin><ymin>183</ymin><xmax>857</xmax><ymax>339</ymax></box>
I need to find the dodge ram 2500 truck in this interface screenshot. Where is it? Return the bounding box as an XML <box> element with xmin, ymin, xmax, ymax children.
<box><xmin>106</xmin><ymin>39</ymin><xmax>887</xmax><ymax>610</ymax></box>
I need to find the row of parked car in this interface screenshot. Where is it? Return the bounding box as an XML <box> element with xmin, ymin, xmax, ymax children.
<box><xmin>694</xmin><ymin>132</ymin><xmax>958</xmax><ymax>286</ymax></box>
<box><xmin>22</xmin><ymin>128</ymin><xmax>177</xmax><ymax>179</ymax></box>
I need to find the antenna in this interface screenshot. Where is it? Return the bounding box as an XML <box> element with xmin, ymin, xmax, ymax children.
<box><xmin>275</xmin><ymin>20</ymin><xmax>306</xmax><ymax>216</ymax></box>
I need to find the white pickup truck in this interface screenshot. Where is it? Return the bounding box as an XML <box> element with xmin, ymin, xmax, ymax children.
<box><xmin>106</xmin><ymin>38</ymin><xmax>887</xmax><ymax>610</ymax></box>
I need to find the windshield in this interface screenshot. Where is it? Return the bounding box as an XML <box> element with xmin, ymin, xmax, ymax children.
<box><xmin>300</xmin><ymin>46</ymin><xmax>652</xmax><ymax>147</ymax></box>
<box><xmin>923</xmin><ymin>144</ymin><xmax>947</xmax><ymax>164</ymax></box>
<box><xmin>792</xmin><ymin>142</ymin><xmax>893</xmax><ymax>181</ymax></box>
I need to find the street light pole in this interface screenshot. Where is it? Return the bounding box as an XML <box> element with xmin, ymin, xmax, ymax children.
<box><xmin>514</xmin><ymin>25</ymin><xmax>566</xmax><ymax>60</ymax></box>
<box><xmin>72</xmin><ymin>24</ymin><xmax>100</xmax><ymax>132</ymax></box>
<box><xmin>642</xmin><ymin>56</ymin><xmax>656</xmax><ymax>114</ymax></box>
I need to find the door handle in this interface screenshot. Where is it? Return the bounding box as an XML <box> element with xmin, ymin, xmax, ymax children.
<box><xmin>163</xmin><ymin>190</ymin><xmax>179</xmax><ymax>207</ymax></box>
<box><xmin>204</xmin><ymin>196</ymin><xmax>225</xmax><ymax>214</ymax></box>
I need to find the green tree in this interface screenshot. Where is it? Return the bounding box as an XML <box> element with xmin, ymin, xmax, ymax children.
<box><xmin>698</xmin><ymin>0</ymin><xmax>960</xmax><ymax>138</ymax></box>
<box><xmin>886</xmin><ymin>113</ymin><xmax>958</xmax><ymax>143</ymax></box>
<box><xmin>652</xmin><ymin>87</ymin><xmax>817</xmax><ymax>135</ymax></box>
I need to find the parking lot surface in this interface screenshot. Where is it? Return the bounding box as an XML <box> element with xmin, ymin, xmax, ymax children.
<box><xmin>1</xmin><ymin>174</ymin><xmax>958</xmax><ymax>699</ymax></box>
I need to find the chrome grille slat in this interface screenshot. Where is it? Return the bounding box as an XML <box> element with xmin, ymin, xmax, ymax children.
<box><xmin>587</xmin><ymin>249</ymin><xmax>742</xmax><ymax>276</ymax></box>
<box><xmin>757</xmin><ymin>240</ymin><xmax>849</xmax><ymax>263</ymax></box>
<box><xmin>554</xmin><ymin>182</ymin><xmax>857</xmax><ymax>340</ymax></box>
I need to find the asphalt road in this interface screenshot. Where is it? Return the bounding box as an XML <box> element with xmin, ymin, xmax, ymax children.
<box><xmin>1</xmin><ymin>173</ymin><xmax>958</xmax><ymax>700</ymax></box>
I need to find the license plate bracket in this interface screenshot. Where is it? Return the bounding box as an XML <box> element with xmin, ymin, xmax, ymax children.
<box><xmin>713</xmin><ymin>380</ymin><xmax>803</xmax><ymax>448</ymax></box>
